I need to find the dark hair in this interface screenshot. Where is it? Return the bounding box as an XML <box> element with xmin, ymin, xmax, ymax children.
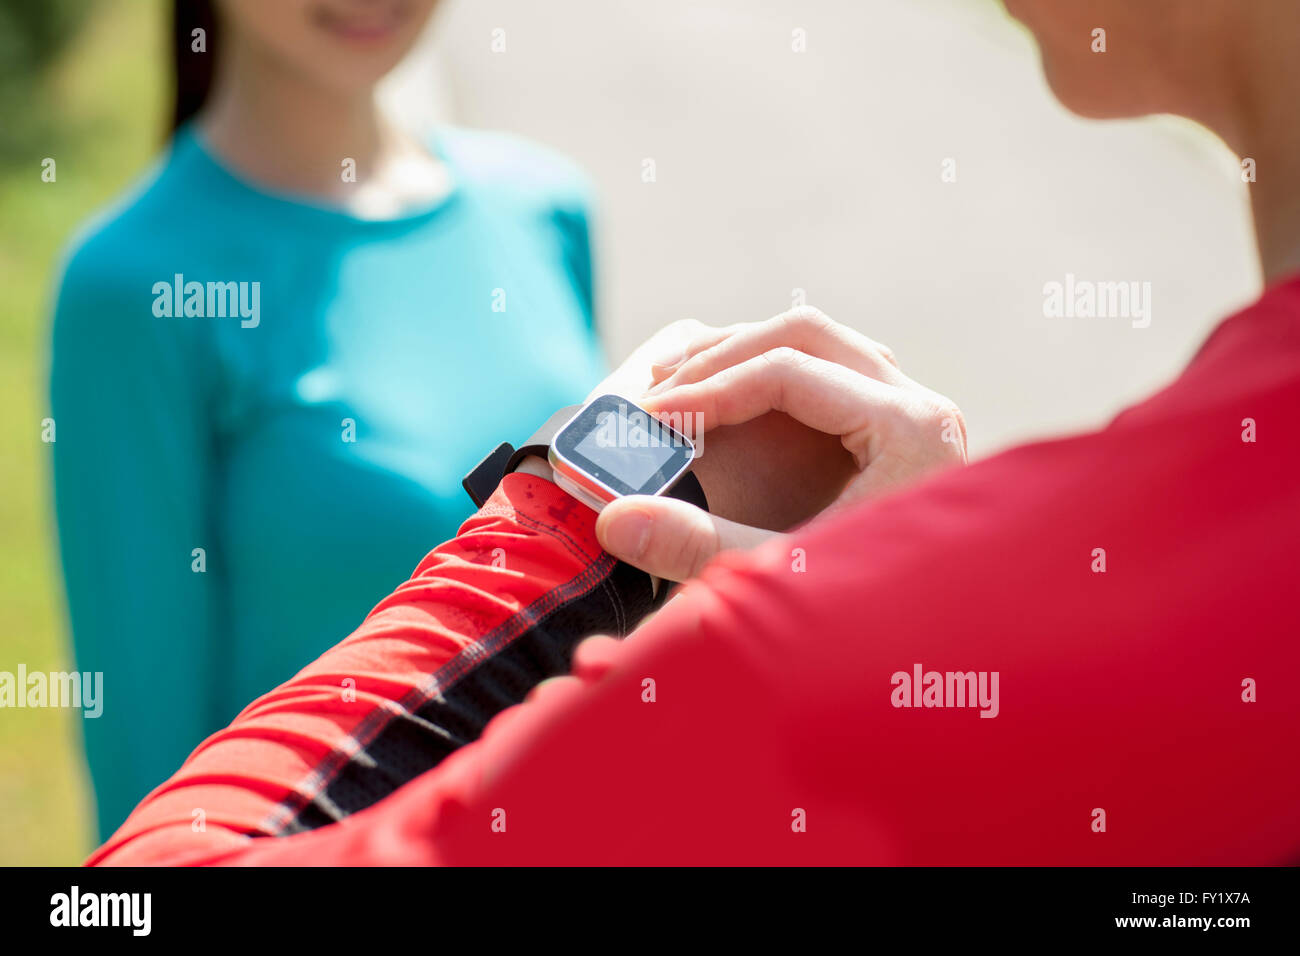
<box><xmin>171</xmin><ymin>0</ymin><xmax>219</xmax><ymax>132</ymax></box>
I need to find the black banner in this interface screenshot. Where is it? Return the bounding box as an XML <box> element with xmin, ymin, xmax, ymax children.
<box><xmin>2</xmin><ymin>865</ymin><xmax>1291</xmax><ymax>943</ymax></box>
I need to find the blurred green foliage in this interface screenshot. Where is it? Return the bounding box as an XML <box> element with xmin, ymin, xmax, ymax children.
<box><xmin>0</xmin><ymin>0</ymin><xmax>100</xmax><ymax>162</ymax></box>
<box><xmin>0</xmin><ymin>0</ymin><xmax>166</xmax><ymax>864</ymax></box>
<box><xmin>0</xmin><ymin>0</ymin><xmax>94</xmax><ymax>77</ymax></box>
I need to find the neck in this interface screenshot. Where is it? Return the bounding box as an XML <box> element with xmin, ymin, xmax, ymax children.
<box><xmin>1198</xmin><ymin>14</ymin><xmax>1300</xmax><ymax>287</ymax></box>
<box><xmin>199</xmin><ymin>36</ymin><xmax>391</xmax><ymax>200</ymax></box>
<box><xmin>1238</xmin><ymin>125</ymin><xmax>1300</xmax><ymax>288</ymax></box>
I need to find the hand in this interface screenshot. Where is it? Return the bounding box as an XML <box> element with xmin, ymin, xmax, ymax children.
<box><xmin>594</xmin><ymin>307</ymin><xmax>968</xmax><ymax>580</ymax></box>
<box><xmin>522</xmin><ymin>319</ymin><xmax>855</xmax><ymax>514</ymax></box>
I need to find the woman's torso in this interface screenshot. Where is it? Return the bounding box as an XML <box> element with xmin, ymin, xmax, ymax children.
<box><xmin>54</xmin><ymin>123</ymin><xmax>606</xmax><ymax>727</ymax></box>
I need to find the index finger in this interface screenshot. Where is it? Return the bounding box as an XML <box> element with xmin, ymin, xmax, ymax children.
<box><xmin>645</xmin><ymin>347</ymin><xmax>905</xmax><ymax>466</ymax></box>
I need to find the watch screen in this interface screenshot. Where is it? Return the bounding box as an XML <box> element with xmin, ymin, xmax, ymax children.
<box><xmin>554</xmin><ymin>395</ymin><xmax>695</xmax><ymax>497</ymax></box>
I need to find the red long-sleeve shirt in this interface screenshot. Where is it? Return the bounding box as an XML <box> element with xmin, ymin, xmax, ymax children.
<box><xmin>91</xmin><ymin>277</ymin><xmax>1300</xmax><ymax>866</ymax></box>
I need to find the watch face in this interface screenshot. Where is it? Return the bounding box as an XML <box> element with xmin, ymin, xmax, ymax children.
<box><xmin>551</xmin><ymin>394</ymin><xmax>695</xmax><ymax>499</ymax></box>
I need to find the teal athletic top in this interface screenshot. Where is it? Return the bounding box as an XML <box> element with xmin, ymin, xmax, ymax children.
<box><xmin>49</xmin><ymin>124</ymin><xmax>607</xmax><ymax>839</ymax></box>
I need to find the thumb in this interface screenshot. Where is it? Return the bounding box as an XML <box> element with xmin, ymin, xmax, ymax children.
<box><xmin>596</xmin><ymin>495</ymin><xmax>776</xmax><ymax>582</ymax></box>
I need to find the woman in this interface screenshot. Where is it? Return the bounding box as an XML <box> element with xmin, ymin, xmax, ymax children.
<box><xmin>50</xmin><ymin>0</ymin><xmax>605</xmax><ymax>839</ymax></box>
<box><xmin>91</xmin><ymin>0</ymin><xmax>1298</xmax><ymax>867</ymax></box>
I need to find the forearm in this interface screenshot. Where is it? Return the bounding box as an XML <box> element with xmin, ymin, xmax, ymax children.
<box><xmin>88</xmin><ymin>473</ymin><xmax>656</xmax><ymax>866</ymax></box>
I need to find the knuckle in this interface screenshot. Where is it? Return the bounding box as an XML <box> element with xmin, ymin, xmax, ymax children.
<box><xmin>758</xmin><ymin>347</ymin><xmax>810</xmax><ymax>412</ymax></box>
<box><xmin>924</xmin><ymin>396</ymin><xmax>966</xmax><ymax>446</ymax></box>
<box><xmin>938</xmin><ymin>395</ymin><xmax>963</xmax><ymax>425</ymax></box>
<box><xmin>900</xmin><ymin>394</ymin><xmax>944</xmax><ymax>431</ymax></box>
<box><xmin>764</xmin><ymin>345</ymin><xmax>807</xmax><ymax>369</ymax></box>
<box><xmin>925</xmin><ymin>400</ymin><xmax>959</xmax><ymax>430</ymax></box>
<box><xmin>670</xmin><ymin>514</ymin><xmax>721</xmax><ymax>578</ymax></box>
<box><xmin>780</xmin><ymin>305</ymin><xmax>833</xmax><ymax>335</ymax></box>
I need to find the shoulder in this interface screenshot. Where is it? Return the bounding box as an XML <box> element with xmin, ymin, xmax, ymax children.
<box><xmin>52</xmin><ymin>135</ymin><xmax>216</xmax><ymax>332</ymax></box>
<box><xmin>433</xmin><ymin>126</ymin><xmax>594</xmax><ymax>213</ymax></box>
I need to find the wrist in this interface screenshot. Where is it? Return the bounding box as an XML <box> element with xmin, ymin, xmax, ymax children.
<box><xmin>514</xmin><ymin>454</ymin><xmax>555</xmax><ymax>482</ymax></box>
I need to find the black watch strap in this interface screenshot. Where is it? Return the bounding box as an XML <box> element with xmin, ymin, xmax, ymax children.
<box><xmin>460</xmin><ymin>442</ymin><xmax>516</xmax><ymax>509</ymax></box>
<box><xmin>461</xmin><ymin>404</ymin><xmax>709</xmax><ymax>512</ymax></box>
<box><xmin>665</xmin><ymin>470</ymin><xmax>708</xmax><ymax>510</ymax></box>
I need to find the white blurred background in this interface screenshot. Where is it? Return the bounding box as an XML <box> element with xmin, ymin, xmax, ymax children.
<box><xmin>393</xmin><ymin>0</ymin><xmax>1260</xmax><ymax>457</ymax></box>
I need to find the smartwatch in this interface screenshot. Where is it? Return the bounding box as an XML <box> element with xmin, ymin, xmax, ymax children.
<box><xmin>462</xmin><ymin>394</ymin><xmax>708</xmax><ymax>513</ymax></box>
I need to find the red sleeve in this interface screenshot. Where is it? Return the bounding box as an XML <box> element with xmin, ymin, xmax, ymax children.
<box><xmin>88</xmin><ymin>473</ymin><xmax>657</xmax><ymax>866</ymax></box>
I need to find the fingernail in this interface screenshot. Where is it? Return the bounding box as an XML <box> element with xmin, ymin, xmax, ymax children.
<box><xmin>646</xmin><ymin>376</ymin><xmax>676</xmax><ymax>396</ymax></box>
<box><xmin>603</xmin><ymin>507</ymin><xmax>653</xmax><ymax>559</ymax></box>
<box><xmin>653</xmin><ymin>346</ymin><xmax>687</xmax><ymax>370</ymax></box>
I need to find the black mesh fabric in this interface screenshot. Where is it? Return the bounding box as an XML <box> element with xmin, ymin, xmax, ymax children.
<box><xmin>274</xmin><ymin>557</ymin><xmax>657</xmax><ymax>834</ymax></box>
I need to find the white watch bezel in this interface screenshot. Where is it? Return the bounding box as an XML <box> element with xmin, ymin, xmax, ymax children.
<box><xmin>547</xmin><ymin>394</ymin><xmax>696</xmax><ymax>511</ymax></box>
